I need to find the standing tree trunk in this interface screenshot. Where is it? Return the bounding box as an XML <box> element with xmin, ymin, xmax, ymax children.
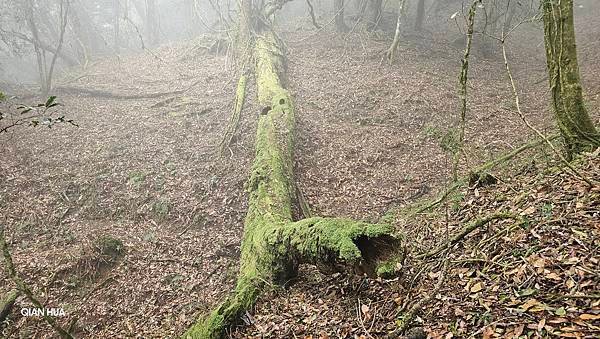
<box><xmin>70</xmin><ymin>1</ymin><xmax>91</xmax><ymax>64</ymax></box>
<box><xmin>384</xmin><ymin>0</ymin><xmax>407</xmax><ymax>64</ymax></box>
<box><xmin>23</xmin><ymin>0</ymin><xmax>69</xmax><ymax>95</ymax></box>
<box><xmin>71</xmin><ymin>0</ymin><xmax>106</xmax><ymax>56</ymax></box>
<box><xmin>145</xmin><ymin>0</ymin><xmax>159</xmax><ymax>46</ymax></box>
<box><xmin>183</xmin><ymin>0</ymin><xmax>199</xmax><ymax>36</ymax></box>
<box><xmin>238</xmin><ymin>0</ymin><xmax>253</xmax><ymax>50</ymax></box>
<box><xmin>453</xmin><ymin>0</ymin><xmax>479</xmax><ymax>181</ymax></box>
<box><xmin>114</xmin><ymin>0</ymin><xmax>120</xmax><ymax>54</ymax></box>
<box><xmin>366</xmin><ymin>0</ymin><xmax>383</xmax><ymax>31</ymax></box>
<box><xmin>25</xmin><ymin>0</ymin><xmax>48</xmax><ymax>94</ymax></box>
<box><xmin>414</xmin><ymin>0</ymin><xmax>426</xmax><ymax>31</ymax></box>
<box><xmin>44</xmin><ymin>0</ymin><xmax>69</xmax><ymax>95</ymax></box>
<box><xmin>542</xmin><ymin>0</ymin><xmax>599</xmax><ymax>157</ymax></box>
<box><xmin>334</xmin><ymin>0</ymin><xmax>348</xmax><ymax>32</ymax></box>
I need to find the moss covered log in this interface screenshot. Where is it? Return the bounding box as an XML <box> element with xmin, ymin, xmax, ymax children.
<box><xmin>183</xmin><ymin>33</ymin><xmax>401</xmax><ymax>339</ymax></box>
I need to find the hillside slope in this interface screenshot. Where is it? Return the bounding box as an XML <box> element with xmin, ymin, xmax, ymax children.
<box><xmin>233</xmin><ymin>151</ymin><xmax>599</xmax><ymax>338</ymax></box>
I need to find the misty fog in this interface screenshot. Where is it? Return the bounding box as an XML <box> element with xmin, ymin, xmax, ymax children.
<box><xmin>1</xmin><ymin>0</ymin><xmax>599</xmax><ymax>338</ymax></box>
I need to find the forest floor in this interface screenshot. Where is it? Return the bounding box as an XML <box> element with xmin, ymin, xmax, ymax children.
<box><xmin>1</xmin><ymin>7</ymin><xmax>599</xmax><ymax>339</ymax></box>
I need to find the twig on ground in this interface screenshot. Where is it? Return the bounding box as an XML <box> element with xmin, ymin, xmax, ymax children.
<box><xmin>418</xmin><ymin>212</ymin><xmax>517</xmax><ymax>259</ymax></box>
<box><xmin>83</xmin><ymin>275</ymin><xmax>117</xmax><ymax>301</ymax></box>
<box><xmin>0</xmin><ymin>225</ymin><xmax>74</xmax><ymax>339</ymax></box>
<box><xmin>357</xmin><ymin>299</ymin><xmax>375</xmax><ymax>339</ymax></box>
<box><xmin>391</xmin><ymin>255</ymin><xmax>449</xmax><ymax>336</ymax></box>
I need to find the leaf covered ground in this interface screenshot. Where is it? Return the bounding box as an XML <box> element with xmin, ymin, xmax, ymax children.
<box><xmin>232</xmin><ymin>150</ymin><xmax>599</xmax><ymax>339</ymax></box>
<box><xmin>0</xmin><ymin>6</ymin><xmax>599</xmax><ymax>339</ymax></box>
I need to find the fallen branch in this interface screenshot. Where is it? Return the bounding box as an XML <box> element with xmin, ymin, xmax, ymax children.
<box><xmin>405</xmin><ymin>135</ymin><xmax>559</xmax><ymax>216</ymax></box>
<box><xmin>53</xmin><ymin>86</ymin><xmax>186</xmax><ymax>99</ymax></box>
<box><xmin>473</xmin><ymin>134</ymin><xmax>559</xmax><ymax>175</ymax></box>
<box><xmin>0</xmin><ymin>225</ymin><xmax>73</xmax><ymax>339</ymax></box>
<box><xmin>418</xmin><ymin>212</ymin><xmax>517</xmax><ymax>259</ymax></box>
<box><xmin>391</xmin><ymin>256</ymin><xmax>449</xmax><ymax>336</ymax></box>
<box><xmin>412</xmin><ymin>180</ymin><xmax>463</xmax><ymax>216</ymax></box>
<box><xmin>54</xmin><ymin>80</ymin><xmax>201</xmax><ymax>100</ymax></box>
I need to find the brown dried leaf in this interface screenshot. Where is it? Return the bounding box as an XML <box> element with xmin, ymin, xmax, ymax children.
<box><xmin>579</xmin><ymin>313</ymin><xmax>600</xmax><ymax>320</ymax></box>
<box><xmin>470</xmin><ymin>282</ymin><xmax>483</xmax><ymax>293</ymax></box>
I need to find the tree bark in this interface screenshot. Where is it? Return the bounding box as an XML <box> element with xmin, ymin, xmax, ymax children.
<box><xmin>238</xmin><ymin>0</ymin><xmax>253</xmax><ymax>50</ymax></box>
<box><xmin>44</xmin><ymin>0</ymin><xmax>69</xmax><ymax>96</ymax></box>
<box><xmin>453</xmin><ymin>0</ymin><xmax>479</xmax><ymax>181</ymax></box>
<box><xmin>69</xmin><ymin>1</ymin><xmax>90</xmax><ymax>64</ymax></box>
<box><xmin>542</xmin><ymin>0</ymin><xmax>599</xmax><ymax>157</ymax></box>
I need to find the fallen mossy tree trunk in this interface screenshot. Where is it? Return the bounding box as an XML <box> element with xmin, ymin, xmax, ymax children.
<box><xmin>183</xmin><ymin>33</ymin><xmax>401</xmax><ymax>339</ymax></box>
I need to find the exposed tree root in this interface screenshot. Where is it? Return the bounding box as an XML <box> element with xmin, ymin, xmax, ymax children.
<box><xmin>183</xmin><ymin>32</ymin><xmax>401</xmax><ymax>339</ymax></box>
